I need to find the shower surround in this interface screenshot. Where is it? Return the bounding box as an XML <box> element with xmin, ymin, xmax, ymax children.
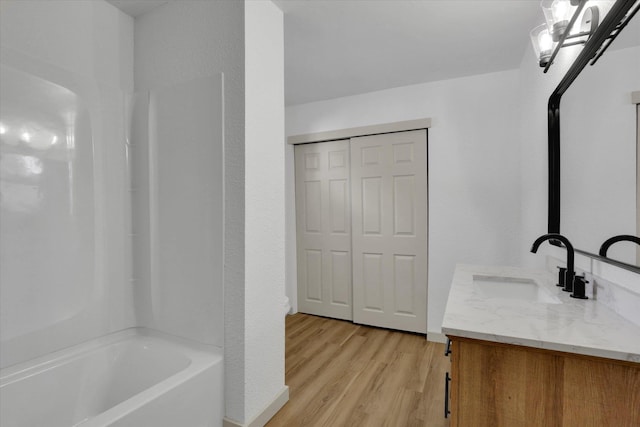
<box><xmin>1</xmin><ymin>1</ymin><xmax>225</xmax><ymax>425</ymax></box>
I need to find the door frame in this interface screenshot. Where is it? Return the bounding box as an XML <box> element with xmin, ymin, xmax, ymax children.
<box><xmin>287</xmin><ymin>118</ymin><xmax>432</xmax><ymax>146</ymax></box>
<box><xmin>635</xmin><ymin>93</ymin><xmax>639</xmax><ymax>266</ymax></box>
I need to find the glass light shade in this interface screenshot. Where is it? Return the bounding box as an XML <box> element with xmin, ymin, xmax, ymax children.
<box><xmin>530</xmin><ymin>24</ymin><xmax>555</xmax><ymax>67</ymax></box>
<box><xmin>541</xmin><ymin>0</ymin><xmax>578</xmax><ymax>41</ymax></box>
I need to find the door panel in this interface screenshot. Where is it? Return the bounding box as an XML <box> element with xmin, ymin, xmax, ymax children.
<box><xmin>393</xmin><ymin>254</ymin><xmax>416</xmax><ymax>314</ymax></box>
<box><xmin>362</xmin><ymin>177</ymin><xmax>383</xmax><ymax>234</ymax></box>
<box><xmin>362</xmin><ymin>252</ymin><xmax>384</xmax><ymax>311</ymax></box>
<box><xmin>351</xmin><ymin>130</ymin><xmax>427</xmax><ymax>333</ymax></box>
<box><xmin>304</xmin><ymin>181</ymin><xmax>322</xmax><ymax>232</ymax></box>
<box><xmin>295</xmin><ymin>140</ymin><xmax>352</xmax><ymax>320</ymax></box>
<box><xmin>393</xmin><ymin>175</ymin><xmax>415</xmax><ymax>235</ymax></box>
<box><xmin>330</xmin><ymin>250</ymin><xmax>350</xmax><ymax>305</ymax></box>
<box><xmin>329</xmin><ymin>179</ymin><xmax>349</xmax><ymax>233</ymax></box>
<box><xmin>304</xmin><ymin>249</ymin><xmax>323</xmax><ymax>301</ymax></box>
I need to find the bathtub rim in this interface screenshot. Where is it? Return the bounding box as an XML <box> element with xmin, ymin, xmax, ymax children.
<box><xmin>0</xmin><ymin>326</ymin><xmax>223</xmax><ymax>387</ymax></box>
<box><xmin>1</xmin><ymin>327</ymin><xmax>223</xmax><ymax>426</ymax></box>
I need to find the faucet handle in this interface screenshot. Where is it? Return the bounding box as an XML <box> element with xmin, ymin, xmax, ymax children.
<box><xmin>571</xmin><ymin>275</ymin><xmax>589</xmax><ymax>300</ymax></box>
<box><xmin>563</xmin><ymin>270</ymin><xmax>576</xmax><ymax>293</ymax></box>
<box><xmin>556</xmin><ymin>266</ymin><xmax>567</xmax><ymax>287</ymax></box>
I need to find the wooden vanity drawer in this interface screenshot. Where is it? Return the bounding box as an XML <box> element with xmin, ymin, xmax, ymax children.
<box><xmin>448</xmin><ymin>337</ymin><xmax>640</xmax><ymax>427</ymax></box>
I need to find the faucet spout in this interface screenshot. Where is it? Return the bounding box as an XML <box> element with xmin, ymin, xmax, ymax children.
<box><xmin>598</xmin><ymin>234</ymin><xmax>640</xmax><ymax>257</ymax></box>
<box><xmin>531</xmin><ymin>233</ymin><xmax>575</xmax><ymax>292</ymax></box>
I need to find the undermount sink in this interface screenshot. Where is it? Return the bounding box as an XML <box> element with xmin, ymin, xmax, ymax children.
<box><xmin>473</xmin><ymin>274</ymin><xmax>562</xmax><ymax>304</ymax></box>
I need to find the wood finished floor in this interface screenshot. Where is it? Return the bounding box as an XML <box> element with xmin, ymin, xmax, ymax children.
<box><xmin>266</xmin><ymin>313</ymin><xmax>451</xmax><ymax>427</ymax></box>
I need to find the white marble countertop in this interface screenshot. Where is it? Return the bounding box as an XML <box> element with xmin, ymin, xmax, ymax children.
<box><xmin>441</xmin><ymin>264</ymin><xmax>640</xmax><ymax>363</ymax></box>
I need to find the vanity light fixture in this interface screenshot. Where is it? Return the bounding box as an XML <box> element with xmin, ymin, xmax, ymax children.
<box><xmin>530</xmin><ymin>0</ymin><xmax>603</xmax><ymax>70</ymax></box>
<box><xmin>541</xmin><ymin>0</ymin><xmax>578</xmax><ymax>41</ymax></box>
<box><xmin>530</xmin><ymin>24</ymin><xmax>555</xmax><ymax>67</ymax></box>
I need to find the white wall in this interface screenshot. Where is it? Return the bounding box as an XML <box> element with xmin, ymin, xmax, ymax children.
<box><xmin>133</xmin><ymin>0</ymin><xmax>247</xmax><ymax>421</ymax></box>
<box><xmin>286</xmin><ymin>69</ymin><xmax>523</xmax><ymax>335</ymax></box>
<box><xmin>0</xmin><ymin>0</ymin><xmax>133</xmax><ymax>92</ymax></box>
<box><xmin>244</xmin><ymin>0</ymin><xmax>287</xmax><ymax>423</ymax></box>
<box><xmin>0</xmin><ymin>0</ymin><xmax>134</xmax><ymax>368</ymax></box>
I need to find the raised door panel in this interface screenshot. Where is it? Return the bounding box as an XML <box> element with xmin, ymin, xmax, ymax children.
<box><xmin>393</xmin><ymin>175</ymin><xmax>415</xmax><ymax>236</ymax></box>
<box><xmin>362</xmin><ymin>177</ymin><xmax>383</xmax><ymax>235</ymax></box>
<box><xmin>329</xmin><ymin>179</ymin><xmax>349</xmax><ymax>234</ymax></box>
<box><xmin>393</xmin><ymin>254</ymin><xmax>416</xmax><ymax>315</ymax></box>
<box><xmin>362</xmin><ymin>252</ymin><xmax>384</xmax><ymax>312</ymax></box>
<box><xmin>303</xmin><ymin>249</ymin><xmax>323</xmax><ymax>302</ymax></box>
<box><xmin>329</xmin><ymin>250</ymin><xmax>350</xmax><ymax>306</ymax></box>
<box><xmin>295</xmin><ymin>140</ymin><xmax>352</xmax><ymax>320</ymax></box>
<box><xmin>351</xmin><ymin>130</ymin><xmax>428</xmax><ymax>333</ymax></box>
<box><xmin>303</xmin><ymin>181</ymin><xmax>322</xmax><ymax>233</ymax></box>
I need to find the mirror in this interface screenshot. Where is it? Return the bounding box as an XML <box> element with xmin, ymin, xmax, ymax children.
<box><xmin>561</xmin><ymin>12</ymin><xmax>640</xmax><ymax>268</ymax></box>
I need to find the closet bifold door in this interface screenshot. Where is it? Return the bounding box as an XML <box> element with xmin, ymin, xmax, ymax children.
<box><xmin>294</xmin><ymin>140</ymin><xmax>353</xmax><ymax>320</ymax></box>
<box><xmin>350</xmin><ymin>130</ymin><xmax>428</xmax><ymax>333</ymax></box>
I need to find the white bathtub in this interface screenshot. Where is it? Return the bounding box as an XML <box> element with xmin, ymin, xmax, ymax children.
<box><xmin>0</xmin><ymin>328</ymin><xmax>223</xmax><ymax>427</ymax></box>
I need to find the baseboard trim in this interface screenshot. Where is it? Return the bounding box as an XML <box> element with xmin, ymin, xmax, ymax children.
<box><xmin>223</xmin><ymin>386</ymin><xmax>289</xmax><ymax>427</ymax></box>
<box><xmin>427</xmin><ymin>331</ymin><xmax>447</xmax><ymax>343</ymax></box>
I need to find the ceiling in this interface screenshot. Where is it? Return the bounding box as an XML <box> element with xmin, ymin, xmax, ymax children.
<box><xmin>106</xmin><ymin>0</ymin><xmax>168</xmax><ymax>18</ymax></box>
<box><xmin>106</xmin><ymin>1</ymin><xmax>638</xmax><ymax>106</ymax></box>
<box><xmin>277</xmin><ymin>0</ymin><xmax>542</xmax><ymax>105</ymax></box>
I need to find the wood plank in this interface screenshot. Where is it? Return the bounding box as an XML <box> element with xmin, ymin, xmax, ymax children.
<box><xmin>563</xmin><ymin>356</ymin><xmax>640</xmax><ymax>427</ymax></box>
<box><xmin>453</xmin><ymin>339</ymin><xmax>564</xmax><ymax>427</ymax></box>
<box><xmin>449</xmin><ymin>336</ymin><xmax>640</xmax><ymax>427</ymax></box>
<box><xmin>267</xmin><ymin>313</ymin><xmax>450</xmax><ymax>427</ymax></box>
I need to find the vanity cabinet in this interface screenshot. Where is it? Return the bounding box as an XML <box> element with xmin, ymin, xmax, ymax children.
<box><xmin>447</xmin><ymin>336</ymin><xmax>640</xmax><ymax>427</ymax></box>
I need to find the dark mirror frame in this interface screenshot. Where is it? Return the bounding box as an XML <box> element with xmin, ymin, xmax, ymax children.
<box><xmin>547</xmin><ymin>0</ymin><xmax>640</xmax><ymax>273</ymax></box>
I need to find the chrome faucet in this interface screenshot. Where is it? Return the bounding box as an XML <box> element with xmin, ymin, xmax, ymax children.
<box><xmin>598</xmin><ymin>235</ymin><xmax>640</xmax><ymax>257</ymax></box>
<box><xmin>530</xmin><ymin>233</ymin><xmax>575</xmax><ymax>293</ymax></box>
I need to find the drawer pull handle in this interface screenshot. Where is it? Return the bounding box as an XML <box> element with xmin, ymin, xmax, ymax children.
<box><xmin>445</xmin><ymin>338</ymin><xmax>452</xmax><ymax>356</ymax></box>
<box><xmin>444</xmin><ymin>372</ymin><xmax>451</xmax><ymax>418</ymax></box>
